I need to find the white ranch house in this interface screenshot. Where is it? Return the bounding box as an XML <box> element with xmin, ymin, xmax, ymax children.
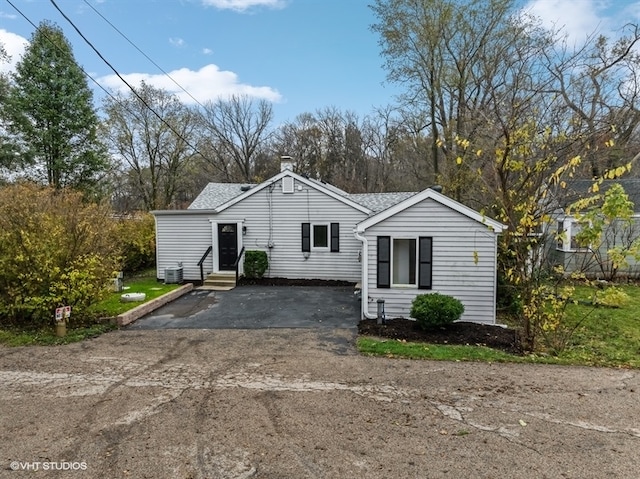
<box><xmin>153</xmin><ymin>166</ymin><xmax>505</xmax><ymax>324</ymax></box>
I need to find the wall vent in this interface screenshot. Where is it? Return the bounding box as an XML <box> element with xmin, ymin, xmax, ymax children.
<box><xmin>282</xmin><ymin>176</ymin><xmax>294</xmax><ymax>194</ymax></box>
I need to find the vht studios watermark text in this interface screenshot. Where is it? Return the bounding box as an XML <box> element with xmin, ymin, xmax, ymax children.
<box><xmin>10</xmin><ymin>461</ymin><xmax>87</xmax><ymax>471</ymax></box>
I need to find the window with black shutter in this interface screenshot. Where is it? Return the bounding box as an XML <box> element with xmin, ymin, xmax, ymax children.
<box><xmin>302</xmin><ymin>223</ymin><xmax>311</xmax><ymax>252</ymax></box>
<box><xmin>377</xmin><ymin>236</ymin><xmax>391</xmax><ymax>288</ymax></box>
<box><xmin>330</xmin><ymin>223</ymin><xmax>339</xmax><ymax>252</ymax></box>
<box><xmin>418</xmin><ymin>236</ymin><xmax>432</xmax><ymax>289</ymax></box>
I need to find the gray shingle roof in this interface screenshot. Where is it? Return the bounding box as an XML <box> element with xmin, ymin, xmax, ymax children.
<box><xmin>188</xmin><ymin>179</ymin><xmax>417</xmax><ymax>214</ymax></box>
<box><xmin>188</xmin><ymin>183</ymin><xmax>252</xmax><ymax>209</ymax></box>
<box><xmin>347</xmin><ymin>192</ymin><xmax>418</xmax><ymax>213</ymax></box>
<box><xmin>558</xmin><ymin>179</ymin><xmax>640</xmax><ymax>210</ymax></box>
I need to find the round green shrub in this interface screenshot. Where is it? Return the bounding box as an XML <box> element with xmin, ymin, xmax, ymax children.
<box><xmin>410</xmin><ymin>293</ymin><xmax>465</xmax><ymax>330</ymax></box>
<box><xmin>244</xmin><ymin>250</ymin><xmax>268</xmax><ymax>278</ymax></box>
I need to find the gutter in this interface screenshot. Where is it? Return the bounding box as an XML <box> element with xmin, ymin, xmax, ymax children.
<box><xmin>353</xmin><ymin>228</ymin><xmax>377</xmax><ymax>319</ymax></box>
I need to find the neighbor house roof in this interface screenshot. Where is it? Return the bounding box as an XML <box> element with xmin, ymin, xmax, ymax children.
<box><xmin>553</xmin><ymin>179</ymin><xmax>640</xmax><ymax>211</ymax></box>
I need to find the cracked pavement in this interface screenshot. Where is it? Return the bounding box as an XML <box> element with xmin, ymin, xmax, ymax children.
<box><xmin>0</xmin><ymin>328</ymin><xmax>638</xmax><ymax>478</ymax></box>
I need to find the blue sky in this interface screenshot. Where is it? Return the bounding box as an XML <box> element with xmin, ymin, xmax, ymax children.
<box><xmin>1</xmin><ymin>0</ymin><xmax>640</xmax><ymax>125</ymax></box>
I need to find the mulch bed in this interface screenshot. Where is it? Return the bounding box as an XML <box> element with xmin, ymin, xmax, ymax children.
<box><xmin>358</xmin><ymin>318</ymin><xmax>523</xmax><ymax>355</ymax></box>
<box><xmin>235</xmin><ymin>278</ymin><xmax>522</xmax><ymax>355</ymax></box>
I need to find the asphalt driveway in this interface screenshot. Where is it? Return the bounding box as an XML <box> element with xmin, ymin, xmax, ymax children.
<box><xmin>127</xmin><ymin>285</ymin><xmax>361</xmax><ymax>329</ymax></box>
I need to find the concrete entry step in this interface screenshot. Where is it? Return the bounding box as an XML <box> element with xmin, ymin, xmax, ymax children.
<box><xmin>203</xmin><ymin>272</ymin><xmax>237</xmax><ymax>290</ymax></box>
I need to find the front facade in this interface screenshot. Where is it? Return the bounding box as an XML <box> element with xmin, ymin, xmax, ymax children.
<box><xmin>154</xmin><ymin>170</ymin><xmax>505</xmax><ymax>324</ymax></box>
<box><xmin>154</xmin><ymin>170</ymin><xmax>370</xmax><ymax>283</ymax></box>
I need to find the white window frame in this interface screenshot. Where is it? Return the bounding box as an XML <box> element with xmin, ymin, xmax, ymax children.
<box><xmin>557</xmin><ymin>217</ymin><xmax>589</xmax><ymax>252</ymax></box>
<box><xmin>391</xmin><ymin>236</ymin><xmax>418</xmax><ymax>288</ymax></box>
<box><xmin>311</xmin><ymin>223</ymin><xmax>330</xmax><ymax>250</ymax></box>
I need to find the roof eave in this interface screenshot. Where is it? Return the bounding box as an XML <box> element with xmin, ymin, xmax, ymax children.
<box><xmin>356</xmin><ymin>188</ymin><xmax>506</xmax><ymax>233</ymax></box>
<box><xmin>214</xmin><ymin>171</ymin><xmax>372</xmax><ymax>214</ymax></box>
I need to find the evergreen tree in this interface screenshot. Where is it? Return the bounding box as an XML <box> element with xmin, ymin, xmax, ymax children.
<box><xmin>4</xmin><ymin>21</ymin><xmax>108</xmax><ymax>190</ymax></box>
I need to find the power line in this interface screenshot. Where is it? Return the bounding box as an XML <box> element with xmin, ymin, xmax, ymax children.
<box><xmin>47</xmin><ymin>0</ymin><xmax>216</xmax><ymax>168</ymax></box>
<box><xmin>81</xmin><ymin>0</ymin><xmax>206</xmax><ymax>109</ymax></box>
<box><xmin>5</xmin><ymin>0</ymin><xmax>223</xmax><ymax>178</ymax></box>
<box><xmin>4</xmin><ymin>0</ymin><xmax>120</xmax><ymax>106</ymax></box>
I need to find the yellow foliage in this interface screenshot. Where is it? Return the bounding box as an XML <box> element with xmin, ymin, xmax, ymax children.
<box><xmin>0</xmin><ymin>184</ymin><xmax>122</xmax><ymax>325</ymax></box>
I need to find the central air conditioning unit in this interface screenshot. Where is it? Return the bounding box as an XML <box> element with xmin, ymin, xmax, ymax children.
<box><xmin>164</xmin><ymin>266</ymin><xmax>184</xmax><ymax>284</ymax></box>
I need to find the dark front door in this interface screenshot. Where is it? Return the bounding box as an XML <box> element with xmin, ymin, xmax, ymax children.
<box><xmin>218</xmin><ymin>223</ymin><xmax>238</xmax><ymax>271</ymax></box>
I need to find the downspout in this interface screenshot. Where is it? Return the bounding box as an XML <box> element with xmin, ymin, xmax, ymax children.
<box><xmin>353</xmin><ymin>228</ymin><xmax>377</xmax><ymax>319</ymax></box>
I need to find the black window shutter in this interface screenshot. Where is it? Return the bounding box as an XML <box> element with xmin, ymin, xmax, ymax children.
<box><xmin>330</xmin><ymin>223</ymin><xmax>340</xmax><ymax>252</ymax></box>
<box><xmin>418</xmin><ymin>236</ymin><xmax>432</xmax><ymax>289</ymax></box>
<box><xmin>377</xmin><ymin>236</ymin><xmax>391</xmax><ymax>288</ymax></box>
<box><xmin>302</xmin><ymin>223</ymin><xmax>311</xmax><ymax>252</ymax></box>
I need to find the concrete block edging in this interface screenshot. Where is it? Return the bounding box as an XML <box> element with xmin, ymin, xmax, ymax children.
<box><xmin>116</xmin><ymin>283</ymin><xmax>194</xmax><ymax>327</ymax></box>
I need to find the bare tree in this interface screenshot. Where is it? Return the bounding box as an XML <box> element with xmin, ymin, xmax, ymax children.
<box><xmin>545</xmin><ymin>25</ymin><xmax>640</xmax><ymax>177</ymax></box>
<box><xmin>370</xmin><ymin>0</ymin><xmax>558</xmax><ymax>198</ymax></box>
<box><xmin>199</xmin><ymin>95</ymin><xmax>274</xmax><ymax>182</ymax></box>
<box><xmin>103</xmin><ymin>82</ymin><xmax>200</xmax><ymax>211</ymax></box>
<box><xmin>272</xmin><ymin>112</ymin><xmax>325</xmax><ymax>178</ymax></box>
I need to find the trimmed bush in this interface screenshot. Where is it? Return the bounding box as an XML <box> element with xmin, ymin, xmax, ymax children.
<box><xmin>410</xmin><ymin>293</ymin><xmax>465</xmax><ymax>330</ymax></box>
<box><xmin>244</xmin><ymin>250</ymin><xmax>268</xmax><ymax>278</ymax></box>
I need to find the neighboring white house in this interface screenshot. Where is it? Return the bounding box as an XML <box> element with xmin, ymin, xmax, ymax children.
<box><xmin>153</xmin><ymin>167</ymin><xmax>505</xmax><ymax>324</ymax></box>
<box><xmin>549</xmin><ymin>179</ymin><xmax>640</xmax><ymax>279</ymax></box>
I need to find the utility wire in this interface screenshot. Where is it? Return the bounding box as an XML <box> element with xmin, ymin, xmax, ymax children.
<box><xmin>81</xmin><ymin>0</ymin><xmax>206</xmax><ymax>109</ymax></box>
<box><xmin>47</xmin><ymin>0</ymin><xmax>216</xmax><ymax>167</ymax></box>
<box><xmin>5</xmin><ymin>0</ymin><xmax>120</xmax><ymax>106</ymax></box>
<box><xmin>5</xmin><ymin>0</ymin><xmax>223</xmax><ymax>178</ymax></box>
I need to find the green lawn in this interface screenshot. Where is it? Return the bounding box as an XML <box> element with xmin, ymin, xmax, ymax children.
<box><xmin>358</xmin><ymin>284</ymin><xmax>640</xmax><ymax>368</ymax></box>
<box><xmin>0</xmin><ymin>271</ymin><xmax>181</xmax><ymax>346</ymax></box>
<box><xmin>90</xmin><ymin>273</ymin><xmax>181</xmax><ymax>317</ymax></box>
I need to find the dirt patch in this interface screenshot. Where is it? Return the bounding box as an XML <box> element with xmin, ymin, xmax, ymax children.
<box><xmin>1</xmin><ymin>329</ymin><xmax>639</xmax><ymax>478</ymax></box>
<box><xmin>358</xmin><ymin>318</ymin><xmax>522</xmax><ymax>355</ymax></box>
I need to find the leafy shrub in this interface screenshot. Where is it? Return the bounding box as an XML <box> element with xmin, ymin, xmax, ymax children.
<box><xmin>410</xmin><ymin>293</ymin><xmax>465</xmax><ymax>329</ymax></box>
<box><xmin>593</xmin><ymin>286</ymin><xmax>630</xmax><ymax>308</ymax></box>
<box><xmin>116</xmin><ymin>213</ymin><xmax>156</xmax><ymax>273</ymax></box>
<box><xmin>0</xmin><ymin>183</ymin><xmax>121</xmax><ymax>326</ymax></box>
<box><xmin>244</xmin><ymin>250</ymin><xmax>268</xmax><ymax>278</ymax></box>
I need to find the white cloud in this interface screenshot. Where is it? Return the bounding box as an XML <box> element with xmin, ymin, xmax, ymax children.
<box><xmin>201</xmin><ymin>0</ymin><xmax>287</xmax><ymax>13</ymax></box>
<box><xmin>202</xmin><ymin>47</ymin><xmax>213</xmax><ymax>55</ymax></box>
<box><xmin>169</xmin><ymin>37</ymin><xmax>185</xmax><ymax>47</ymax></box>
<box><xmin>522</xmin><ymin>0</ymin><xmax>614</xmax><ymax>44</ymax></box>
<box><xmin>98</xmin><ymin>64</ymin><xmax>282</xmax><ymax>104</ymax></box>
<box><xmin>0</xmin><ymin>29</ymin><xmax>28</xmax><ymax>74</ymax></box>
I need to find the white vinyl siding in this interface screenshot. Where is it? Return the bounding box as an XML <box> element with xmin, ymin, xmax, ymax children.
<box><xmin>213</xmin><ymin>181</ymin><xmax>366</xmax><ymax>282</ymax></box>
<box><xmin>154</xmin><ymin>212</ymin><xmax>214</xmax><ymax>281</ymax></box>
<box><xmin>363</xmin><ymin>198</ymin><xmax>498</xmax><ymax>324</ymax></box>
